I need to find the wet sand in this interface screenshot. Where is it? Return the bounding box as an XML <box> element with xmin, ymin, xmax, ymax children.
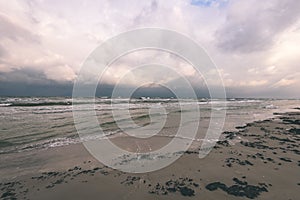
<box><xmin>0</xmin><ymin>109</ymin><xmax>299</xmax><ymax>200</ymax></box>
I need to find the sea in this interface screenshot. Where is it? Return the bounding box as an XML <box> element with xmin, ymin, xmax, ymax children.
<box><xmin>0</xmin><ymin>97</ymin><xmax>299</xmax><ymax>156</ymax></box>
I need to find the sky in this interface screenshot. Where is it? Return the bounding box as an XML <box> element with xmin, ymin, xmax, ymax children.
<box><xmin>0</xmin><ymin>0</ymin><xmax>300</xmax><ymax>98</ymax></box>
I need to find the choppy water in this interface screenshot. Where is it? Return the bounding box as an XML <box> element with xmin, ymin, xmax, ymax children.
<box><xmin>0</xmin><ymin>97</ymin><xmax>299</xmax><ymax>155</ymax></box>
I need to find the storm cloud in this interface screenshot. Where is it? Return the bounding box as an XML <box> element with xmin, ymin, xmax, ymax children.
<box><xmin>0</xmin><ymin>0</ymin><xmax>299</xmax><ymax>98</ymax></box>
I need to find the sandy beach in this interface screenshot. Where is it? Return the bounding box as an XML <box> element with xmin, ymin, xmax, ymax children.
<box><xmin>1</xmin><ymin>108</ymin><xmax>299</xmax><ymax>200</ymax></box>
<box><xmin>1</xmin><ymin>1</ymin><xmax>300</xmax><ymax>199</ymax></box>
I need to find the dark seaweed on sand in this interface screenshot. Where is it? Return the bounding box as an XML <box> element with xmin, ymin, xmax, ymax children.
<box><xmin>205</xmin><ymin>178</ymin><xmax>268</xmax><ymax>199</ymax></box>
<box><xmin>149</xmin><ymin>178</ymin><xmax>198</xmax><ymax>197</ymax></box>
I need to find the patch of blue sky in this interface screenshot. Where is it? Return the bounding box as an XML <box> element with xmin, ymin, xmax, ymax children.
<box><xmin>190</xmin><ymin>0</ymin><xmax>228</xmax><ymax>8</ymax></box>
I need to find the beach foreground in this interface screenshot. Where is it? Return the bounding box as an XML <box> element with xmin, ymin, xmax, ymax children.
<box><xmin>1</xmin><ymin>109</ymin><xmax>299</xmax><ymax>200</ymax></box>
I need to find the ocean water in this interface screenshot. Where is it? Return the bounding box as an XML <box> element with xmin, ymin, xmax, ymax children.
<box><xmin>0</xmin><ymin>97</ymin><xmax>299</xmax><ymax>156</ymax></box>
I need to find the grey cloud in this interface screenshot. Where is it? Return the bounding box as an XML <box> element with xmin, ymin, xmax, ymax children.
<box><xmin>0</xmin><ymin>68</ymin><xmax>299</xmax><ymax>98</ymax></box>
<box><xmin>133</xmin><ymin>0</ymin><xmax>158</xmax><ymax>25</ymax></box>
<box><xmin>0</xmin><ymin>13</ymin><xmax>39</xmax><ymax>43</ymax></box>
<box><xmin>0</xmin><ymin>68</ymin><xmax>51</xmax><ymax>84</ymax></box>
<box><xmin>0</xmin><ymin>44</ymin><xmax>6</xmax><ymax>57</ymax></box>
<box><xmin>216</xmin><ymin>0</ymin><xmax>300</xmax><ymax>53</ymax></box>
<box><xmin>0</xmin><ymin>81</ymin><xmax>73</xmax><ymax>97</ymax></box>
<box><xmin>0</xmin><ymin>67</ymin><xmax>77</xmax><ymax>85</ymax></box>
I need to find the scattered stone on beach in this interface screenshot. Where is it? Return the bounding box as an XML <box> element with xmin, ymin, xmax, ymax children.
<box><xmin>281</xmin><ymin>118</ymin><xmax>300</xmax><ymax>125</ymax></box>
<box><xmin>31</xmin><ymin>171</ymin><xmax>62</xmax><ymax>181</ymax></box>
<box><xmin>184</xmin><ymin>150</ymin><xmax>198</xmax><ymax>154</ymax></box>
<box><xmin>1</xmin><ymin>191</ymin><xmax>16</xmax><ymax>199</ymax></box>
<box><xmin>289</xmin><ymin>128</ymin><xmax>300</xmax><ymax>135</ymax></box>
<box><xmin>225</xmin><ymin>157</ymin><xmax>253</xmax><ymax>167</ymax></box>
<box><xmin>205</xmin><ymin>178</ymin><xmax>269</xmax><ymax>199</ymax></box>
<box><xmin>74</xmin><ymin>169</ymin><xmax>95</xmax><ymax>176</ymax></box>
<box><xmin>0</xmin><ymin>181</ymin><xmax>27</xmax><ymax>200</ymax></box>
<box><xmin>45</xmin><ymin>178</ymin><xmax>65</xmax><ymax>189</ymax></box>
<box><xmin>216</xmin><ymin>140</ymin><xmax>229</xmax><ymax>147</ymax></box>
<box><xmin>247</xmin><ymin>152</ymin><xmax>277</xmax><ymax>164</ymax></box>
<box><xmin>31</xmin><ymin>166</ymin><xmax>111</xmax><ymax>190</ymax></box>
<box><xmin>269</xmin><ymin>136</ymin><xmax>295</xmax><ymax>143</ymax></box>
<box><xmin>223</xmin><ymin>131</ymin><xmax>238</xmax><ymax>140</ymax></box>
<box><xmin>240</xmin><ymin>141</ymin><xmax>274</xmax><ymax>150</ymax></box>
<box><xmin>279</xmin><ymin>157</ymin><xmax>292</xmax><ymax>162</ymax></box>
<box><xmin>148</xmin><ymin>177</ymin><xmax>198</xmax><ymax>196</ymax></box>
<box><xmin>236</xmin><ymin>125</ymin><xmax>247</xmax><ymax>130</ymax></box>
<box><xmin>1</xmin><ymin>111</ymin><xmax>299</xmax><ymax>199</ymax></box>
<box><xmin>120</xmin><ymin>176</ymin><xmax>141</xmax><ymax>185</ymax></box>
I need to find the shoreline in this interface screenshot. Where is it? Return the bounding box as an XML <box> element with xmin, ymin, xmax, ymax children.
<box><xmin>0</xmin><ymin>109</ymin><xmax>299</xmax><ymax>199</ymax></box>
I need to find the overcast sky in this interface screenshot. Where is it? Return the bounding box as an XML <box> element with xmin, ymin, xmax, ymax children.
<box><xmin>0</xmin><ymin>0</ymin><xmax>299</xmax><ymax>98</ymax></box>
